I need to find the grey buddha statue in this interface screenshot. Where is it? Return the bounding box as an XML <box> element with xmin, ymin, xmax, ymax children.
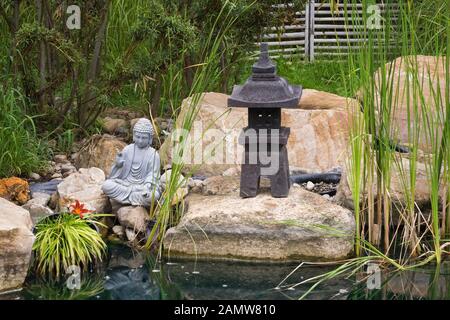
<box><xmin>102</xmin><ymin>118</ymin><xmax>161</xmax><ymax>207</ymax></box>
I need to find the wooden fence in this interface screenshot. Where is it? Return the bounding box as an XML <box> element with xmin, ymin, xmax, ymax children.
<box><xmin>261</xmin><ymin>1</ymin><xmax>399</xmax><ymax>61</ymax></box>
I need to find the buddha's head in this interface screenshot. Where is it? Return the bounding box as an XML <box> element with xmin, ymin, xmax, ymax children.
<box><xmin>133</xmin><ymin>118</ymin><xmax>154</xmax><ymax>149</ymax></box>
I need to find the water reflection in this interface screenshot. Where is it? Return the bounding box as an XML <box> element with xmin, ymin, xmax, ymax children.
<box><xmin>3</xmin><ymin>245</ymin><xmax>450</xmax><ymax>300</ymax></box>
<box><xmin>348</xmin><ymin>263</ymin><xmax>450</xmax><ymax>300</ymax></box>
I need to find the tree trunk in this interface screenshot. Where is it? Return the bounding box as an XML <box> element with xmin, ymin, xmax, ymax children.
<box><xmin>35</xmin><ymin>0</ymin><xmax>47</xmax><ymax>112</ymax></box>
<box><xmin>80</xmin><ymin>0</ymin><xmax>110</xmax><ymax>128</ymax></box>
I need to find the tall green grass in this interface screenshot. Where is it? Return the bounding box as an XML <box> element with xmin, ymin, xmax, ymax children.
<box><xmin>336</xmin><ymin>0</ymin><xmax>449</xmax><ymax>264</ymax></box>
<box><xmin>33</xmin><ymin>213</ymin><xmax>107</xmax><ymax>278</ymax></box>
<box><xmin>145</xmin><ymin>1</ymin><xmax>254</xmax><ymax>259</ymax></box>
<box><xmin>0</xmin><ymin>86</ymin><xmax>50</xmax><ymax>178</ymax></box>
<box><xmin>284</xmin><ymin>0</ymin><xmax>449</xmax><ymax>298</ymax></box>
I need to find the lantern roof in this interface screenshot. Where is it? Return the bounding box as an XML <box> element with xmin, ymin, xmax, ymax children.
<box><xmin>228</xmin><ymin>43</ymin><xmax>302</xmax><ymax>109</ymax></box>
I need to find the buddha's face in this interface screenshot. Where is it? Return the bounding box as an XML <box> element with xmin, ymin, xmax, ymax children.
<box><xmin>133</xmin><ymin>131</ymin><xmax>151</xmax><ymax>149</ymax></box>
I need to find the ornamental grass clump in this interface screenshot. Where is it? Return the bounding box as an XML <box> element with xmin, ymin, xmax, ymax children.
<box><xmin>32</xmin><ymin>202</ymin><xmax>107</xmax><ymax>278</ymax></box>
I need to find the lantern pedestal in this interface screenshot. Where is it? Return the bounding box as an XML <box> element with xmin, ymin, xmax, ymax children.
<box><xmin>239</xmin><ymin>127</ymin><xmax>291</xmax><ymax>198</ymax></box>
<box><xmin>228</xmin><ymin>43</ymin><xmax>302</xmax><ymax>198</ymax></box>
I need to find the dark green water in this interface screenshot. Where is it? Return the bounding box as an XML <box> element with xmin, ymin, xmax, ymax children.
<box><xmin>2</xmin><ymin>244</ymin><xmax>450</xmax><ymax>300</ymax></box>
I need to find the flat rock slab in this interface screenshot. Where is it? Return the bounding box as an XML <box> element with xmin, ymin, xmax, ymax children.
<box><xmin>164</xmin><ymin>185</ymin><xmax>355</xmax><ymax>262</ymax></box>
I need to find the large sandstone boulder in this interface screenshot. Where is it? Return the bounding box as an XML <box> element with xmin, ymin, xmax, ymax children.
<box><xmin>0</xmin><ymin>198</ymin><xmax>34</xmax><ymax>293</ymax></box>
<box><xmin>160</xmin><ymin>91</ymin><xmax>358</xmax><ymax>176</ymax></box>
<box><xmin>56</xmin><ymin>167</ymin><xmax>111</xmax><ymax>213</ymax></box>
<box><xmin>362</xmin><ymin>55</ymin><xmax>447</xmax><ymax>153</ymax></box>
<box><xmin>74</xmin><ymin>134</ymin><xmax>126</xmax><ymax>176</ymax></box>
<box><xmin>163</xmin><ymin>183</ymin><xmax>355</xmax><ymax>261</ymax></box>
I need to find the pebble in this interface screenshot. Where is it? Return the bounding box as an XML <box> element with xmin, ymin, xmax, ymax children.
<box><xmin>60</xmin><ymin>164</ymin><xmax>76</xmax><ymax>173</ymax></box>
<box><xmin>125</xmin><ymin>228</ymin><xmax>138</xmax><ymax>241</ymax></box>
<box><xmin>112</xmin><ymin>225</ymin><xmax>125</xmax><ymax>237</ymax></box>
<box><xmin>322</xmin><ymin>194</ymin><xmax>332</xmax><ymax>200</ymax></box>
<box><xmin>306</xmin><ymin>181</ymin><xmax>315</xmax><ymax>191</ymax></box>
<box><xmin>54</xmin><ymin>154</ymin><xmax>68</xmax><ymax>164</ymax></box>
<box><xmin>30</xmin><ymin>172</ymin><xmax>41</xmax><ymax>180</ymax></box>
<box><xmin>51</xmin><ymin>173</ymin><xmax>62</xmax><ymax>179</ymax></box>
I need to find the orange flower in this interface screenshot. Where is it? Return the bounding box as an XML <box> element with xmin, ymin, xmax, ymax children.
<box><xmin>69</xmin><ymin>200</ymin><xmax>92</xmax><ymax>218</ymax></box>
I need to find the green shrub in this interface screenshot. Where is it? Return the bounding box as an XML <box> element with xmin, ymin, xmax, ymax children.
<box><xmin>32</xmin><ymin>212</ymin><xmax>107</xmax><ymax>278</ymax></box>
<box><xmin>0</xmin><ymin>86</ymin><xmax>50</xmax><ymax>177</ymax></box>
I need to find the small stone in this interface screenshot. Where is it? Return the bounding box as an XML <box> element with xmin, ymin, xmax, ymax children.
<box><xmin>125</xmin><ymin>228</ymin><xmax>138</xmax><ymax>242</ymax></box>
<box><xmin>30</xmin><ymin>193</ymin><xmax>51</xmax><ymax>207</ymax></box>
<box><xmin>117</xmin><ymin>206</ymin><xmax>149</xmax><ymax>232</ymax></box>
<box><xmin>322</xmin><ymin>194</ymin><xmax>332</xmax><ymax>200</ymax></box>
<box><xmin>60</xmin><ymin>164</ymin><xmax>76</xmax><ymax>174</ymax></box>
<box><xmin>51</xmin><ymin>173</ymin><xmax>62</xmax><ymax>179</ymax></box>
<box><xmin>160</xmin><ymin>170</ymin><xmax>187</xmax><ymax>190</ymax></box>
<box><xmin>54</xmin><ymin>154</ymin><xmax>68</xmax><ymax>164</ymax></box>
<box><xmin>112</xmin><ymin>225</ymin><xmax>125</xmax><ymax>237</ymax></box>
<box><xmin>48</xmin><ymin>192</ymin><xmax>58</xmax><ymax>210</ymax></box>
<box><xmin>306</xmin><ymin>181</ymin><xmax>315</xmax><ymax>191</ymax></box>
<box><xmin>22</xmin><ymin>202</ymin><xmax>53</xmax><ymax>225</ymax></box>
<box><xmin>30</xmin><ymin>173</ymin><xmax>41</xmax><ymax>181</ymax></box>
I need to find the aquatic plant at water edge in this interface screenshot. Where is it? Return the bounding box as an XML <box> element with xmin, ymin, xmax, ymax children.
<box><xmin>32</xmin><ymin>210</ymin><xmax>108</xmax><ymax>278</ymax></box>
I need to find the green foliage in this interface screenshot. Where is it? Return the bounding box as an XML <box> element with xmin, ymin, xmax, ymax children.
<box><xmin>0</xmin><ymin>86</ymin><xmax>50</xmax><ymax>177</ymax></box>
<box><xmin>33</xmin><ymin>213</ymin><xmax>107</xmax><ymax>278</ymax></box>
<box><xmin>57</xmin><ymin>129</ymin><xmax>75</xmax><ymax>155</ymax></box>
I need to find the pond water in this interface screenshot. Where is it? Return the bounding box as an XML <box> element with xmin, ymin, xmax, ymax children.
<box><xmin>1</xmin><ymin>244</ymin><xmax>450</xmax><ymax>300</ymax></box>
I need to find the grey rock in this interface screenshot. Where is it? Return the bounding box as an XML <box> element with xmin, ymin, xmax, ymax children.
<box><xmin>60</xmin><ymin>164</ymin><xmax>76</xmax><ymax>174</ymax></box>
<box><xmin>306</xmin><ymin>181</ymin><xmax>315</xmax><ymax>191</ymax></box>
<box><xmin>22</xmin><ymin>202</ymin><xmax>54</xmax><ymax>225</ymax></box>
<box><xmin>117</xmin><ymin>206</ymin><xmax>149</xmax><ymax>233</ymax></box>
<box><xmin>30</xmin><ymin>192</ymin><xmax>51</xmax><ymax>207</ymax></box>
<box><xmin>54</xmin><ymin>154</ymin><xmax>68</xmax><ymax>164</ymax></box>
<box><xmin>29</xmin><ymin>173</ymin><xmax>41</xmax><ymax>181</ymax></box>
<box><xmin>51</xmin><ymin>173</ymin><xmax>62</xmax><ymax>179</ymax></box>
<box><xmin>112</xmin><ymin>225</ymin><xmax>125</xmax><ymax>237</ymax></box>
<box><xmin>125</xmin><ymin>228</ymin><xmax>138</xmax><ymax>242</ymax></box>
<box><xmin>322</xmin><ymin>194</ymin><xmax>332</xmax><ymax>201</ymax></box>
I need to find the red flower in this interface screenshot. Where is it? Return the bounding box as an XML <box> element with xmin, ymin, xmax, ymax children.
<box><xmin>69</xmin><ymin>200</ymin><xmax>92</xmax><ymax>218</ymax></box>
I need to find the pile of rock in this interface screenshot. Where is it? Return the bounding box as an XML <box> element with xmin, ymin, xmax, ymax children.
<box><xmin>101</xmin><ymin>114</ymin><xmax>174</xmax><ymax>147</ymax></box>
<box><xmin>44</xmin><ymin>154</ymin><xmax>77</xmax><ymax>180</ymax></box>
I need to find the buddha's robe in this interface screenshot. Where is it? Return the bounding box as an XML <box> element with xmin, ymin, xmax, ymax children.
<box><xmin>102</xmin><ymin>144</ymin><xmax>161</xmax><ymax>207</ymax></box>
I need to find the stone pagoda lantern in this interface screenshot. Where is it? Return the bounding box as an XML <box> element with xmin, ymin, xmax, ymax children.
<box><xmin>228</xmin><ymin>43</ymin><xmax>302</xmax><ymax>198</ymax></box>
